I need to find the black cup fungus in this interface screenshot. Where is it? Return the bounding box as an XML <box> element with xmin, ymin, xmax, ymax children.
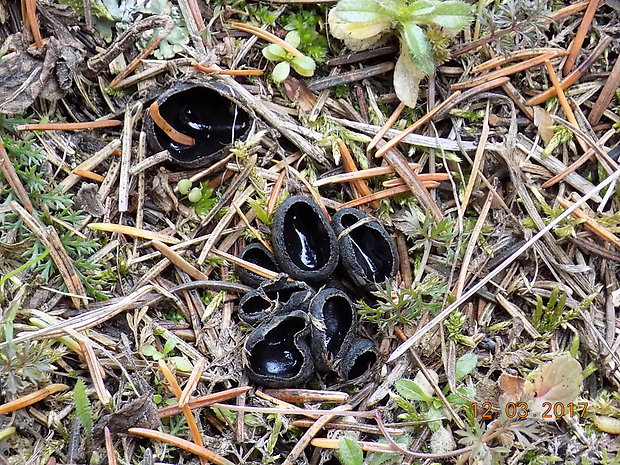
<box><xmin>146</xmin><ymin>82</ymin><xmax>251</xmax><ymax>168</ymax></box>
<box><xmin>237</xmin><ymin>242</ymin><xmax>280</xmax><ymax>287</ymax></box>
<box><xmin>338</xmin><ymin>338</ymin><xmax>379</xmax><ymax>381</ymax></box>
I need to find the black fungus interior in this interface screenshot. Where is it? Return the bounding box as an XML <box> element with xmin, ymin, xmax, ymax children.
<box><xmin>323</xmin><ymin>296</ymin><xmax>353</xmax><ymax>355</ymax></box>
<box><xmin>242</xmin><ymin>247</ymin><xmax>279</xmax><ymax>273</ymax></box>
<box><xmin>342</xmin><ymin>213</ymin><xmax>392</xmax><ymax>282</ymax></box>
<box><xmin>154</xmin><ymin>87</ymin><xmax>250</xmax><ymax>163</ymax></box>
<box><xmin>283</xmin><ymin>203</ymin><xmax>330</xmax><ymax>271</ymax></box>
<box><xmin>241</xmin><ymin>295</ymin><xmax>271</xmax><ymax>315</ymax></box>
<box><xmin>250</xmin><ymin>317</ymin><xmax>306</xmax><ymax>377</ymax></box>
<box><xmin>347</xmin><ymin>351</ymin><xmax>377</xmax><ymax>380</ymax></box>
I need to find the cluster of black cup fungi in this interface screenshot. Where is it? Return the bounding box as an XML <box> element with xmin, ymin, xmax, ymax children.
<box><xmin>145</xmin><ymin>82</ymin><xmax>399</xmax><ymax>388</ymax></box>
<box><xmin>238</xmin><ymin>196</ymin><xmax>399</xmax><ymax>388</ymax></box>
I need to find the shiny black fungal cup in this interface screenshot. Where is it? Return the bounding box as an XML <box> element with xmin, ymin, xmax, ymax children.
<box><xmin>338</xmin><ymin>338</ymin><xmax>379</xmax><ymax>381</ymax></box>
<box><xmin>245</xmin><ymin>310</ymin><xmax>314</xmax><ymax>388</ymax></box>
<box><xmin>146</xmin><ymin>81</ymin><xmax>251</xmax><ymax>168</ymax></box>
<box><xmin>309</xmin><ymin>288</ymin><xmax>356</xmax><ymax>372</ymax></box>
<box><xmin>238</xmin><ymin>278</ymin><xmax>314</xmax><ymax>326</ymax></box>
<box><xmin>271</xmin><ymin>196</ymin><xmax>339</xmax><ymax>283</ymax></box>
<box><xmin>332</xmin><ymin>208</ymin><xmax>398</xmax><ymax>291</ymax></box>
<box><xmin>237</xmin><ymin>243</ymin><xmax>280</xmax><ymax>287</ymax></box>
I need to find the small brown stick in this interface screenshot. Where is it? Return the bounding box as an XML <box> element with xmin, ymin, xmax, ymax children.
<box><xmin>79</xmin><ymin>340</ymin><xmax>112</xmax><ymax>407</ymax></box>
<box><xmin>563</xmin><ymin>0</ymin><xmax>601</xmax><ymax>75</ymax></box>
<box><xmin>128</xmin><ymin>428</ymin><xmax>234</xmax><ymax>465</ymax></box>
<box><xmin>570</xmin><ymin>236</ymin><xmax>620</xmax><ymax>262</ymax></box>
<box><xmin>149</xmin><ymin>102</ymin><xmax>195</xmax><ymax>146</ymax></box>
<box><xmin>313</xmin><ymin>164</ymin><xmax>420</xmax><ymax>187</ymax></box>
<box><xmin>375</xmin><ymin>92</ymin><xmax>461</xmax><ymax>158</ymax></box>
<box><xmin>451</xmin><ymin>53</ymin><xmax>557</xmax><ymax>91</ymax></box>
<box><xmin>151</xmin><ymin>241</ymin><xmax>208</xmax><ymax>280</ymax></box>
<box><xmin>73</xmin><ymin>169</ymin><xmax>105</xmax><ymax>183</ymax></box>
<box><xmin>434</xmin><ymin>77</ymin><xmax>510</xmax><ymax>120</ymax></box>
<box><xmin>158</xmin><ymin>387</ymin><xmax>252</xmax><ymax>418</ymax></box>
<box><xmin>104</xmin><ymin>427</ymin><xmax>117</xmax><ymax>465</ymax></box>
<box><xmin>461</xmin><ymin>104</ymin><xmax>490</xmax><ymax>212</ymax></box>
<box><xmin>395</xmin><ymin>232</ymin><xmax>412</xmax><ymax>287</ymax></box>
<box><xmin>89</xmin><ymin>223</ymin><xmax>179</xmax><ymax>244</ymax></box>
<box><xmin>338</xmin><ymin>183</ymin><xmax>440</xmax><ymax>210</ymax></box>
<box><xmin>541</xmin><ymin>128</ymin><xmax>616</xmax><ymax>188</ymax></box>
<box><xmin>367</xmin><ymin>102</ymin><xmax>405</xmax><ymax>153</ymax></box>
<box><xmin>0</xmin><ymin>139</ymin><xmax>33</xmax><ymax>212</ymax></box>
<box><xmin>473</xmin><ymin>48</ymin><xmax>568</xmax><ymax>73</ymax></box>
<box><xmin>17</xmin><ymin>120</ymin><xmax>122</xmax><ymax>131</ymax></box>
<box><xmin>158</xmin><ymin>360</ymin><xmax>206</xmax><ymax>463</ymax></box>
<box><xmin>231</xmin><ymin>22</ymin><xmax>303</xmax><ymax>57</ymax></box>
<box><xmin>382</xmin><ymin>173</ymin><xmax>449</xmax><ymax>187</ymax></box>
<box><xmin>282</xmin><ymin>404</ymin><xmax>353</xmax><ymax>465</ymax></box>
<box><xmin>526</xmin><ymin>36</ymin><xmax>612</xmax><ymax>106</ymax></box>
<box><xmin>212</xmin><ymin>248</ymin><xmax>280</xmax><ymax>280</ymax></box>
<box><xmin>24</xmin><ymin>0</ymin><xmax>44</xmax><ymax>48</ymax></box>
<box><xmin>60</xmin><ymin>139</ymin><xmax>120</xmax><ymax>193</ymax></box>
<box><xmin>178</xmin><ymin>358</ymin><xmax>206</xmax><ymax>408</ymax></box>
<box><xmin>293</xmin><ymin>419</ymin><xmax>404</xmax><ymax>435</ymax></box>
<box><xmin>543</xmin><ymin>60</ymin><xmax>589</xmax><ymax>153</ymax></box>
<box><xmin>233</xmin><ymin>203</ymin><xmax>272</xmax><ymax>252</ymax></box>
<box><xmin>192</xmin><ymin>62</ymin><xmax>264</xmax><ymax>76</ymax></box>
<box><xmin>109</xmin><ymin>27</ymin><xmax>172</xmax><ymax>88</ymax></box>
<box><xmin>337</xmin><ymin>139</ymin><xmax>377</xmax><ymax>207</ymax></box>
<box><xmin>308</xmin><ymin>62</ymin><xmax>395</xmax><ymax>92</ymax></box>
<box><xmin>588</xmin><ymin>55</ymin><xmax>620</xmax><ymax>125</ymax></box>
<box><xmin>0</xmin><ymin>384</ymin><xmax>69</xmax><ymax>415</ymax></box>
<box><xmin>267</xmin><ymin>170</ymin><xmax>286</xmax><ymax>218</ymax></box>
<box><xmin>264</xmin><ymin>389</ymin><xmax>349</xmax><ymax>404</ymax></box>
<box><xmin>557</xmin><ymin>198</ymin><xmax>620</xmax><ymax>249</ymax></box>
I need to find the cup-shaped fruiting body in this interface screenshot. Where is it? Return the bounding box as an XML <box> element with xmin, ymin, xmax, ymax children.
<box><xmin>338</xmin><ymin>338</ymin><xmax>379</xmax><ymax>381</ymax></box>
<box><xmin>332</xmin><ymin>208</ymin><xmax>398</xmax><ymax>291</ymax></box>
<box><xmin>238</xmin><ymin>278</ymin><xmax>314</xmax><ymax>326</ymax></box>
<box><xmin>272</xmin><ymin>196</ymin><xmax>339</xmax><ymax>283</ymax></box>
<box><xmin>309</xmin><ymin>288</ymin><xmax>356</xmax><ymax>372</ymax></box>
<box><xmin>146</xmin><ymin>81</ymin><xmax>251</xmax><ymax>168</ymax></box>
<box><xmin>245</xmin><ymin>310</ymin><xmax>314</xmax><ymax>388</ymax></box>
<box><xmin>237</xmin><ymin>243</ymin><xmax>280</xmax><ymax>287</ymax></box>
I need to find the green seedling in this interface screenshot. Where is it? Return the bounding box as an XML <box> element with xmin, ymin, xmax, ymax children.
<box><xmin>262</xmin><ymin>31</ymin><xmax>316</xmax><ymax>83</ymax></box>
<box><xmin>329</xmin><ymin>0</ymin><xmax>472</xmax><ymax>107</ymax></box>
<box><xmin>177</xmin><ymin>178</ymin><xmax>192</xmax><ymax>195</ymax></box>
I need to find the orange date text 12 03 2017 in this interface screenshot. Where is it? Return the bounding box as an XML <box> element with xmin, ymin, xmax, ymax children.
<box><xmin>471</xmin><ymin>402</ymin><xmax>589</xmax><ymax>419</ymax></box>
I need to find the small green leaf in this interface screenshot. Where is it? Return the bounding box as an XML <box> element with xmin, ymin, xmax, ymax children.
<box><xmin>194</xmin><ymin>185</ymin><xmax>216</xmax><ymax>216</ymax></box>
<box><xmin>336</xmin><ymin>437</ymin><xmax>364</xmax><ymax>465</ymax></box>
<box><xmin>272</xmin><ymin>61</ymin><xmax>291</xmax><ymax>83</ymax></box>
<box><xmin>140</xmin><ymin>344</ymin><xmax>158</xmax><ymax>357</ymax></box>
<box><xmin>163</xmin><ymin>338</ymin><xmax>177</xmax><ymax>355</ymax></box>
<box><xmin>427</xmin><ymin>1</ymin><xmax>471</xmax><ymax>29</ymax></box>
<box><xmin>177</xmin><ymin>179</ymin><xmax>192</xmax><ymax>195</ymax></box>
<box><xmin>74</xmin><ymin>379</ymin><xmax>93</xmax><ymax>435</ymax></box>
<box><xmin>402</xmin><ymin>22</ymin><xmax>435</xmax><ymax>75</ymax></box>
<box><xmin>262</xmin><ymin>44</ymin><xmax>287</xmax><ymax>61</ymax></box>
<box><xmin>394</xmin><ymin>379</ymin><xmax>433</xmax><ymax>402</ymax></box>
<box><xmin>455</xmin><ymin>353</ymin><xmax>477</xmax><ymax>380</ymax></box>
<box><xmin>335</xmin><ymin>0</ymin><xmax>394</xmax><ymax>23</ymax></box>
<box><xmin>169</xmin><ymin>356</ymin><xmax>193</xmax><ymax>372</ymax></box>
<box><xmin>285</xmin><ymin>30</ymin><xmax>301</xmax><ymax>48</ymax></box>
<box><xmin>291</xmin><ymin>55</ymin><xmax>316</xmax><ymax>77</ymax></box>
<box><xmin>188</xmin><ymin>187</ymin><xmax>202</xmax><ymax>203</ymax></box>
<box><xmin>405</xmin><ymin>0</ymin><xmax>436</xmax><ymax>17</ymax></box>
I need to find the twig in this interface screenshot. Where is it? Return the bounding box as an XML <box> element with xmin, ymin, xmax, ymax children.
<box><xmin>588</xmin><ymin>55</ymin><xmax>620</xmax><ymax>125</ymax></box>
<box><xmin>367</xmin><ymin>102</ymin><xmax>405</xmax><ymax>153</ymax></box>
<box><xmin>192</xmin><ymin>62</ymin><xmax>264</xmax><ymax>76</ymax></box>
<box><xmin>313</xmin><ymin>163</ymin><xmax>420</xmax><ymax>187</ymax></box>
<box><xmin>24</xmin><ymin>0</ymin><xmax>44</xmax><ymax>48</ymax></box>
<box><xmin>308</xmin><ymin>62</ymin><xmax>395</xmax><ymax>92</ymax></box>
<box><xmin>337</xmin><ymin>139</ymin><xmax>376</xmax><ymax>207</ymax></box>
<box><xmin>562</xmin><ymin>0</ymin><xmax>601</xmax><ymax>75</ymax></box>
<box><xmin>0</xmin><ymin>384</ymin><xmax>69</xmax><ymax>415</ymax></box>
<box><xmin>158</xmin><ymin>387</ymin><xmax>252</xmax><ymax>418</ymax></box>
<box><xmin>338</xmin><ymin>183</ymin><xmax>439</xmax><ymax>209</ymax></box>
<box><xmin>0</xmin><ymin>139</ymin><xmax>33</xmax><ymax>212</ymax></box>
<box><xmin>59</xmin><ymin>140</ymin><xmax>120</xmax><ymax>193</ymax></box>
<box><xmin>152</xmin><ymin>241</ymin><xmax>209</xmax><ymax>280</ymax></box>
<box><xmin>88</xmin><ymin>223</ymin><xmax>180</xmax><ymax>244</ymax></box>
<box><xmin>264</xmin><ymin>389</ymin><xmax>349</xmax><ymax>404</ymax></box>
<box><xmin>460</xmin><ymin>103</ymin><xmax>489</xmax><ymax>213</ymax></box>
<box><xmin>472</xmin><ymin>48</ymin><xmax>568</xmax><ymax>73</ymax></box>
<box><xmin>267</xmin><ymin>170</ymin><xmax>286</xmax><ymax>218</ymax></box>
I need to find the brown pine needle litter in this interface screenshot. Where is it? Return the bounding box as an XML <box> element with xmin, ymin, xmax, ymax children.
<box><xmin>3</xmin><ymin>1</ymin><xmax>620</xmax><ymax>463</ymax></box>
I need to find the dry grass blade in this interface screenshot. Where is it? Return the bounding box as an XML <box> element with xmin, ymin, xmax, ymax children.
<box><xmin>264</xmin><ymin>389</ymin><xmax>349</xmax><ymax>404</ymax></box>
<box><xmin>461</xmin><ymin>104</ymin><xmax>490</xmax><ymax>213</ymax></box>
<box><xmin>557</xmin><ymin>198</ymin><xmax>620</xmax><ymax>248</ymax></box>
<box><xmin>526</xmin><ymin>35</ymin><xmax>612</xmax><ymax>106</ymax></box>
<box><xmin>0</xmin><ymin>384</ymin><xmax>69</xmax><ymax>415</ymax></box>
<box><xmin>233</xmin><ymin>203</ymin><xmax>272</xmax><ymax>252</ymax></box>
<box><xmin>88</xmin><ymin>223</ymin><xmax>180</xmax><ymax>244</ymax></box>
<box><xmin>158</xmin><ymin>360</ymin><xmax>206</xmax><ymax>462</ymax></box>
<box><xmin>59</xmin><ymin>139</ymin><xmax>121</xmax><ymax>193</ymax></box>
<box><xmin>267</xmin><ymin>170</ymin><xmax>286</xmax><ymax>218</ymax></box>
<box><xmin>0</xmin><ymin>139</ymin><xmax>33</xmax><ymax>212</ymax></box>
<box><xmin>211</xmin><ymin>248</ymin><xmax>280</xmax><ymax>280</ymax></box>
<box><xmin>367</xmin><ymin>102</ymin><xmax>405</xmax><ymax>153</ymax></box>
<box><xmin>192</xmin><ymin>62</ymin><xmax>264</xmax><ymax>76</ymax></box>
<box><xmin>104</xmin><ymin>427</ymin><xmax>117</xmax><ymax>465</ymax></box>
<box><xmin>79</xmin><ymin>340</ymin><xmax>112</xmax><ymax>406</ymax></box>
<box><xmin>73</xmin><ymin>169</ymin><xmax>105</xmax><ymax>183</ymax></box>
<box><xmin>313</xmin><ymin>164</ymin><xmax>420</xmax><ymax>187</ymax></box>
<box><xmin>339</xmin><ymin>183</ymin><xmax>439</xmax><ymax>209</ymax></box>
<box><xmin>310</xmin><ymin>437</ymin><xmax>472</xmax><ymax>458</ymax></box>
<box><xmin>158</xmin><ymin>387</ymin><xmax>252</xmax><ymax>418</ymax></box>
<box><xmin>375</xmin><ymin>92</ymin><xmax>461</xmax><ymax>157</ymax></box>
<box><xmin>178</xmin><ymin>358</ymin><xmax>206</xmax><ymax>408</ymax></box>
<box><xmin>23</xmin><ymin>0</ymin><xmax>44</xmax><ymax>48</ymax></box>
<box><xmin>17</xmin><ymin>120</ymin><xmax>122</xmax><ymax>131</ymax></box>
<box><xmin>588</xmin><ymin>55</ymin><xmax>620</xmax><ymax>126</ymax></box>
<box><xmin>128</xmin><ymin>428</ymin><xmax>234</xmax><ymax>465</ymax></box>
<box><xmin>562</xmin><ymin>0</ymin><xmax>601</xmax><ymax>74</ymax></box>
<box><xmin>337</xmin><ymin>139</ymin><xmax>377</xmax><ymax>207</ymax></box>
<box><xmin>152</xmin><ymin>240</ymin><xmax>208</xmax><ymax>280</ymax></box>
<box><xmin>231</xmin><ymin>21</ymin><xmax>303</xmax><ymax>57</ymax></box>
<box><xmin>472</xmin><ymin>48</ymin><xmax>568</xmax><ymax>73</ymax></box>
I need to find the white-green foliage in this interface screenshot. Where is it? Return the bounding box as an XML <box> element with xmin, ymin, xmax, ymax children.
<box><xmin>74</xmin><ymin>379</ymin><xmax>94</xmax><ymax>435</ymax></box>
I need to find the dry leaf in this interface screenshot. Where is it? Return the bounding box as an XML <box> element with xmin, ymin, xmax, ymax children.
<box><xmin>593</xmin><ymin>415</ymin><xmax>620</xmax><ymax>434</ymax></box>
<box><xmin>499</xmin><ymin>373</ymin><xmax>526</xmax><ymax>401</ymax></box>
<box><xmin>393</xmin><ymin>49</ymin><xmax>424</xmax><ymax>108</ymax></box>
<box><xmin>528</xmin><ymin>356</ymin><xmax>583</xmax><ymax>420</ymax></box>
<box><xmin>328</xmin><ymin>8</ymin><xmax>391</xmax><ymax>51</ymax></box>
<box><xmin>533</xmin><ymin>106</ymin><xmax>554</xmax><ymax>146</ymax></box>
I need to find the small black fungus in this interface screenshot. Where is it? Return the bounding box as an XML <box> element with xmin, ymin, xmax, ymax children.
<box><xmin>237</xmin><ymin>242</ymin><xmax>280</xmax><ymax>287</ymax></box>
<box><xmin>309</xmin><ymin>288</ymin><xmax>356</xmax><ymax>372</ymax></box>
<box><xmin>245</xmin><ymin>310</ymin><xmax>314</xmax><ymax>388</ymax></box>
<box><xmin>272</xmin><ymin>196</ymin><xmax>339</xmax><ymax>283</ymax></box>
<box><xmin>238</xmin><ymin>279</ymin><xmax>314</xmax><ymax>325</ymax></box>
<box><xmin>332</xmin><ymin>208</ymin><xmax>398</xmax><ymax>291</ymax></box>
<box><xmin>339</xmin><ymin>338</ymin><xmax>379</xmax><ymax>381</ymax></box>
<box><xmin>146</xmin><ymin>82</ymin><xmax>251</xmax><ymax>168</ymax></box>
